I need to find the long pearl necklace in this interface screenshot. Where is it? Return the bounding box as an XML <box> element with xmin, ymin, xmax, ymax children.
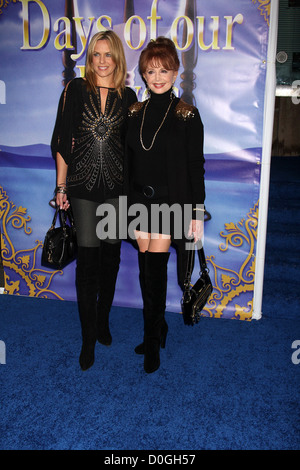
<box><xmin>140</xmin><ymin>93</ymin><xmax>174</xmax><ymax>151</ymax></box>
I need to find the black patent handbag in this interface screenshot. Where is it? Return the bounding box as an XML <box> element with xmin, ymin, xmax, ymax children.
<box><xmin>181</xmin><ymin>246</ymin><xmax>213</xmax><ymax>325</ymax></box>
<box><xmin>41</xmin><ymin>206</ymin><xmax>77</xmax><ymax>270</ymax></box>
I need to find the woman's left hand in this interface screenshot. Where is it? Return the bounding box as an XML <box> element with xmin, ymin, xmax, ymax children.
<box><xmin>188</xmin><ymin>219</ymin><xmax>204</xmax><ymax>243</ymax></box>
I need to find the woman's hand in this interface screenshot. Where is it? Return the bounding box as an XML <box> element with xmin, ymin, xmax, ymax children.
<box><xmin>56</xmin><ymin>192</ymin><xmax>70</xmax><ymax>210</ymax></box>
<box><xmin>188</xmin><ymin>219</ymin><xmax>204</xmax><ymax>244</ymax></box>
<box><xmin>55</xmin><ymin>153</ymin><xmax>69</xmax><ymax>210</ymax></box>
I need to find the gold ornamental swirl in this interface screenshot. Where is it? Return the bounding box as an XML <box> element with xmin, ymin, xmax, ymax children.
<box><xmin>0</xmin><ymin>186</ymin><xmax>64</xmax><ymax>299</ymax></box>
<box><xmin>0</xmin><ymin>0</ymin><xmax>17</xmax><ymax>16</ymax></box>
<box><xmin>252</xmin><ymin>0</ymin><xmax>271</xmax><ymax>26</ymax></box>
<box><xmin>197</xmin><ymin>202</ymin><xmax>259</xmax><ymax>321</ymax></box>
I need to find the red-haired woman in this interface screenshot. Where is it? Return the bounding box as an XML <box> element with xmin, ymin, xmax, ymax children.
<box><xmin>125</xmin><ymin>38</ymin><xmax>206</xmax><ymax>373</ymax></box>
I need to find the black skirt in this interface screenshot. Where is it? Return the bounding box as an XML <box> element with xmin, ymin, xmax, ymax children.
<box><xmin>128</xmin><ymin>185</ymin><xmax>171</xmax><ymax>235</ymax></box>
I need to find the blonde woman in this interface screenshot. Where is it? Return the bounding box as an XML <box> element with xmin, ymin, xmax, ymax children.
<box><xmin>51</xmin><ymin>31</ymin><xmax>137</xmax><ymax>371</ymax></box>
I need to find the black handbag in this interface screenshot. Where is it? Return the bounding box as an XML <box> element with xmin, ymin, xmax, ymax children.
<box><xmin>181</xmin><ymin>246</ymin><xmax>213</xmax><ymax>325</ymax></box>
<box><xmin>41</xmin><ymin>206</ymin><xmax>77</xmax><ymax>270</ymax></box>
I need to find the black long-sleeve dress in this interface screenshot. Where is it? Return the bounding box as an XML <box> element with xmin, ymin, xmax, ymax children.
<box><xmin>125</xmin><ymin>89</ymin><xmax>205</xmax><ymax>240</ymax></box>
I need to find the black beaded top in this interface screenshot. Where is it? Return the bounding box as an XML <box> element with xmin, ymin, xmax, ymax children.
<box><xmin>51</xmin><ymin>78</ymin><xmax>137</xmax><ymax>202</ymax></box>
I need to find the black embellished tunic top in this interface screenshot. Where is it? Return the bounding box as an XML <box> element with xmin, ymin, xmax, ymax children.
<box><xmin>51</xmin><ymin>77</ymin><xmax>137</xmax><ymax>203</ymax></box>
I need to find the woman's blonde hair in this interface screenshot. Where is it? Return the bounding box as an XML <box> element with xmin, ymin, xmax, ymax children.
<box><xmin>85</xmin><ymin>30</ymin><xmax>127</xmax><ymax>96</ymax></box>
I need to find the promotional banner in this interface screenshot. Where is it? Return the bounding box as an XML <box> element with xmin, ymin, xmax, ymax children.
<box><xmin>0</xmin><ymin>0</ymin><xmax>271</xmax><ymax>319</ymax></box>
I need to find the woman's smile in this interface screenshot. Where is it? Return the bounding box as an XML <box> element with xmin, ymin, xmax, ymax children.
<box><xmin>143</xmin><ymin>62</ymin><xmax>178</xmax><ymax>94</ymax></box>
<box><xmin>92</xmin><ymin>39</ymin><xmax>116</xmax><ymax>86</ymax></box>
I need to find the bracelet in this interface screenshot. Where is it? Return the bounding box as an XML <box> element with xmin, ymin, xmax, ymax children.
<box><xmin>193</xmin><ymin>207</ymin><xmax>205</xmax><ymax>212</ymax></box>
<box><xmin>55</xmin><ymin>186</ymin><xmax>67</xmax><ymax>195</ymax></box>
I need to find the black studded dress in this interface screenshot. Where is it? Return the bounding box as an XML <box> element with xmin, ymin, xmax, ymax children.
<box><xmin>51</xmin><ymin>77</ymin><xmax>137</xmax><ymax>203</ymax></box>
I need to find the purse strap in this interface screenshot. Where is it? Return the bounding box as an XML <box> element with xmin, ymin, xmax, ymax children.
<box><xmin>183</xmin><ymin>246</ymin><xmax>208</xmax><ymax>291</ymax></box>
<box><xmin>50</xmin><ymin>207</ymin><xmax>74</xmax><ymax>230</ymax></box>
<box><xmin>66</xmin><ymin>205</ymin><xmax>75</xmax><ymax>227</ymax></box>
<box><xmin>198</xmin><ymin>246</ymin><xmax>208</xmax><ymax>273</ymax></box>
<box><xmin>50</xmin><ymin>206</ymin><xmax>59</xmax><ymax>229</ymax></box>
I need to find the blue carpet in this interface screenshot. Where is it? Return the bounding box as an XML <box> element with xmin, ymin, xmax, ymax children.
<box><xmin>263</xmin><ymin>157</ymin><xmax>300</xmax><ymax>320</ymax></box>
<box><xmin>0</xmin><ymin>297</ymin><xmax>299</xmax><ymax>450</ymax></box>
<box><xmin>0</xmin><ymin>157</ymin><xmax>299</xmax><ymax>450</ymax></box>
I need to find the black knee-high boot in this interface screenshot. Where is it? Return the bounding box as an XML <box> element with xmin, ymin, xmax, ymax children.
<box><xmin>76</xmin><ymin>246</ymin><xmax>99</xmax><ymax>371</ymax></box>
<box><xmin>143</xmin><ymin>251</ymin><xmax>170</xmax><ymax>373</ymax></box>
<box><xmin>134</xmin><ymin>251</ymin><xmax>146</xmax><ymax>354</ymax></box>
<box><xmin>135</xmin><ymin>251</ymin><xmax>168</xmax><ymax>355</ymax></box>
<box><xmin>96</xmin><ymin>241</ymin><xmax>121</xmax><ymax>345</ymax></box>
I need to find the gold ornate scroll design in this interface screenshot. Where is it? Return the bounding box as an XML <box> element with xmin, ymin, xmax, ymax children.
<box><xmin>202</xmin><ymin>202</ymin><xmax>258</xmax><ymax>321</ymax></box>
<box><xmin>252</xmin><ymin>0</ymin><xmax>270</xmax><ymax>26</ymax></box>
<box><xmin>0</xmin><ymin>0</ymin><xmax>17</xmax><ymax>15</ymax></box>
<box><xmin>0</xmin><ymin>186</ymin><xmax>64</xmax><ymax>299</ymax></box>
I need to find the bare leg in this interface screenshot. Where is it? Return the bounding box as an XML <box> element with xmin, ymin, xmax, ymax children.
<box><xmin>134</xmin><ymin>230</ymin><xmax>171</xmax><ymax>253</ymax></box>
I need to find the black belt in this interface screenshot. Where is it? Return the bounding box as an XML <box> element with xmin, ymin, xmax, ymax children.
<box><xmin>133</xmin><ymin>182</ymin><xmax>168</xmax><ymax>199</ymax></box>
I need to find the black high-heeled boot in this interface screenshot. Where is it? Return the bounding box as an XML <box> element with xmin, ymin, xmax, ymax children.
<box><xmin>135</xmin><ymin>322</ymin><xmax>168</xmax><ymax>354</ymax></box>
<box><xmin>76</xmin><ymin>247</ymin><xmax>99</xmax><ymax>371</ymax></box>
<box><xmin>135</xmin><ymin>251</ymin><xmax>168</xmax><ymax>355</ymax></box>
<box><xmin>96</xmin><ymin>241</ymin><xmax>121</xmax><ymax>346</ymax></box>
<box><xmin>143</xmin><ymin>251</ymin><xmax>170</xmax><ymax>373</ymax></box>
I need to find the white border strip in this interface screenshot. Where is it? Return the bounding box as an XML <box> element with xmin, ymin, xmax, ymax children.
<box><xmin>252</xmin><ymin>0</ymin><xmax>279</xmax><ymax>320</ymax></box>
